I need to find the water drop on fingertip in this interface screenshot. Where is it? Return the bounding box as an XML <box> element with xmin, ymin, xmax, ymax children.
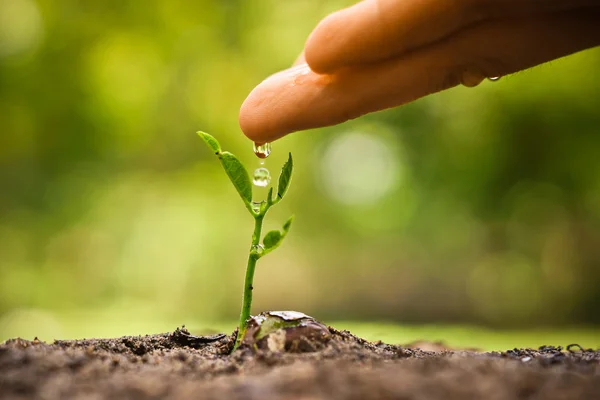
<box><xmin>253</xmin><ymin>142</ymin><xmax>271</xmax><ymax>159</ymax></box>
<box><xmin>488</xmin><ymin>76</ymin><xmax>501</xmax><ymax>82</ymax></box>
<box><xmin>253</xmin><ymin>168</ymin><xmax>271</xmax><ymax>187</ymax></box>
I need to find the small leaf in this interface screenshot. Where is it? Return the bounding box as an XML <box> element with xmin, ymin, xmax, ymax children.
<box><xmin>277</xmin><ymin>153</ymin><xmax>293</xmax><ymax>200</ymax></box>
<box><xmin>219</xmin><ymin>152</ymin><xmax>252</xmax><ymax>205</ymax></box>
<box><xmin>283</xmin><ymin>215</ymin><xmax>294</xmax><ymax>233</ymax></box>
<box><xmin>267</xmin><ymin>187</ymin><xmax>274</xmax><ymax>204</ymax></box>
<box><xmin>263</xmin><ymin>230</ymin><xmax>282</xmax><ymax>249</ymax></box>
<box><xmin>197</xmin><ymin>131</ymin><xmax>221</xmax><ymax>154</ymax></box>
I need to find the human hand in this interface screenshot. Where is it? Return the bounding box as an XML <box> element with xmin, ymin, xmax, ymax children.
<box><xmin>239</xmin><ymin>0</ymin><xmax>600</xmax><ymax>143</ymax></box>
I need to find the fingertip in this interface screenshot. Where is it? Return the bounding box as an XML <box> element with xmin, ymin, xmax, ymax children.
<box><xmin>239</xmin><ymin>64</ymin><xmax>342</xmax><ymax>143</ymax></box>
<box><xmin>238</xmin><ymin>90</ymin><xmax>283</xmax><ymax>143</ymax></box>
<box><xmin>238</xmin><ymin>70</ymin><xmax>298</xmax><ymax>143</ymax></box>
<box><xmin>304</xmin><ymin>13</ymin><xmax>340</xmax><ymax>73</ymax></box>
<box><xmin>304</xmin><ymin>0</ymin><xmax>387</xmax><ymax>73</ymax></box>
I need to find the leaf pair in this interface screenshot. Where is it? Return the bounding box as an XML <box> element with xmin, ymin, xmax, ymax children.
<box><xmin>198</xmin><ymin>131</ymin><xmax>293</xmax><ymax>209</ymax></box>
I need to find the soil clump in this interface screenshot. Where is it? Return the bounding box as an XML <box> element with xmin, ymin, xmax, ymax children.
<box><xmin>1</xmin><ymin>326</ymin><xmax>599</xmax><ymax>399</ymax></box>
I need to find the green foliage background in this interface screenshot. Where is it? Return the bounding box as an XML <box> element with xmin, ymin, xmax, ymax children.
<box><xmin>1</xmin><ymin>0</ymin><xmax>600</xmax><ymax>342</ymax></box>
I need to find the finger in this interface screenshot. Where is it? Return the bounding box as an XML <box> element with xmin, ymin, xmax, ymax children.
<box><xmin>304</xmin><ymin>0</ymin><xmax>482</xmax><ymax>73</ymax></box>
<box><xmin>304</xmin><ymin>0</ymin><xmax>600</xmax><ymax>73</ymax></box>
<box><xmin>239</xmin><ymin>10</ymin><xmax>600</xmax><ymax>143</ymax></box>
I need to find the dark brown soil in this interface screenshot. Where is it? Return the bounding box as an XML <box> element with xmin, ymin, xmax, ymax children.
<box><xmin>1</xmin><ymin>326</ymin><xmax>599</xmax><ymax>399</ymax></box>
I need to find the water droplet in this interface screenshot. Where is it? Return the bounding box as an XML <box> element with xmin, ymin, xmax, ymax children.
<box><xmin>290</xmin><ymin>65</ymin><xmax>311</xmax><ymax>86</ymax></box>
<box><xmin>253</xmin><ymin>168</ymin><xmax>271</xmax><ymax>187</ymax></box>
<box><xmin>293</xmin><ymin>73</ymin><xmax>310</xmax><ymax>85</ymax></box>
<box><xmin>460</xmin><ymin>70</ymin><xmax>484</xmax><ymax>87</ymax></box>
<box><xmin>259</xmin><ymin>160</ymin><xmax>265</xmax><ymax>165</ymax></box>
<box><xmin>251</xmin><ymin>201</ymin><xmax>262</xmax><ymax>213</ymax></box>
<box><xmin>253</xmin><ymin>142</ymin><xmax>271</xmax><ymax>159</ymax></box>
<box><xmin>252</xmin><ymin>244</ymin><xmax>265</xmax><ymax>255</ymax></box>
<box><xmin>488</xmin><ymin>76</ymin><xmax>501</xmax><ymax>82</ymax></box>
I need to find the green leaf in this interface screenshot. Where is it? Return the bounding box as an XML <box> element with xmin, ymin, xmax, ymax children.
<box><xmin>197</xmin><ymin>131</ymin><xmax>221</xmax><ymax>154</ymax></box>
<box><xmin>263</xmin><ymin>230</ymin><xmax>282</xmax><ymax>249</ymax></box>
<box><xmin>277</xmin><ymin>153</ymin><xmax>293</xmax><ymax>200</ymax></box>
<box><xmin>282</xmin><ymin>215</ymin><xmax>294</xmax><ymax>233</ymax></box>
<box><xmin>219</xmin><ymin>152</ymin><xmax>252</xmax><ymax>205</ymax></box>
<box><xmin>262</xmin><ymin>216</ymin><xmax>294</xmax><ymax>253</ymax></box>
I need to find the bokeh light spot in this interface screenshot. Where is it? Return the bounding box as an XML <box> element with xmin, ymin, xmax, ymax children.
<box><xmin>0</xmin><ymin>0</ymin><xmax>43</xmax><ymax>58</ymax></box>
<box><xmin>318</xmin><ymin>131</ymin><xmax>401</xmax><ymax>205</ymax></box>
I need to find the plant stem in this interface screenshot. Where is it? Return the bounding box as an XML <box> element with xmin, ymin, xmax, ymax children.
<box><xmin>233</xmin><ymin>213</ymin><xmax>264</xmax><ymax>350</ymax></box>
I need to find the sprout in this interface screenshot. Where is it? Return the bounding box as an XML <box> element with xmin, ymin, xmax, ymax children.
<box><xmin>198</xmin><ymin>132</ymin><xmax>294</xmax><ymax>351</ymax></box>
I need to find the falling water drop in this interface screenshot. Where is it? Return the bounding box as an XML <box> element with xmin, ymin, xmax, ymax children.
<box><xmin>253</xmin><ymin>142</ymin><xmax>271</xmax><ymax>159</ymax></box>
<box><xmin>253</xmin><ymin>168</ymin><xmax>271</xmax><ymax>187</ymax></box>
<box><xmin>488</xmin><ymin>76</ymin><xmax>501</xmax><ymax>82</ymax></box>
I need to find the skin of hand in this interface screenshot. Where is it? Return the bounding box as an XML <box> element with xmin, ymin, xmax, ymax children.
<box><xmin>239</xmin><ymin>0</ymin><xmax>600</xmax><ymax>143</ymax></box>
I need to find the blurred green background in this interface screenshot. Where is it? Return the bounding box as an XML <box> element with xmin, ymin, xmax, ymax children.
<box><xmin>1</xmin><ymin>0</ymin><xmax>600</xmax><ymax>349</ymax></box>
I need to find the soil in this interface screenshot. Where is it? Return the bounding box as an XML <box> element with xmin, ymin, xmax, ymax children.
<box><xmin>1</xmin><ymin>326</ymin><xmax>599</xmax><ymax>400</ymax></box>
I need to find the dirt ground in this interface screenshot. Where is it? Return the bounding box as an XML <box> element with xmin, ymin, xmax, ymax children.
<box><xmin>1</xmin><ymin>326</ymin><xmax>599</xmax><ymax>400</ymax></box>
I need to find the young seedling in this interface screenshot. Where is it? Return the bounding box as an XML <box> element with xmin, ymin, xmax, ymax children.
<box><xmin>198</xmin><ymin>132</ymin><xmax>294</xmax><ymax>351</ymax></box>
